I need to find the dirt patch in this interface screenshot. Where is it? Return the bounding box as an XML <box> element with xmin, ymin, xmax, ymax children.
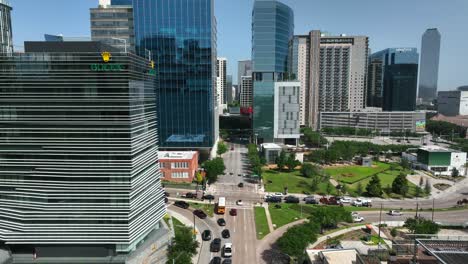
<box><xmin>434</xmin><ymin>183</ymin><xmax>451</xmax><ymax>191</ymax></box>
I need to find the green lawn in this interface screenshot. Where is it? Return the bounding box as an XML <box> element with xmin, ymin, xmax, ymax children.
<box><xmin>172</xmin><ymin>217</ymin><xmax>187</xmax><ymax>236</ymax></box>
<box><xmin>189</xmin><ymin>203</ymin><xmax>215</xmax><ymax>217</ymax></box>
<box><xmin>254</xmin><ymin>207</ymin><xmax>270</xmax><ymax>239</ymax></box>
<box><xmin>263</xmin><ymin>170</ymin><xmax>336</xmax><ymax>195</ymax></box>
<box><xmin>325</xmin><ymin>162</ymin><xmax>391</xmax><ymax>184</ymax></box>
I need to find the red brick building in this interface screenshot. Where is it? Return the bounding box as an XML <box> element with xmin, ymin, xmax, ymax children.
<box><xmin>159</xmin><ymin>151</ymin><xmax>199</xmax><ymax>183</ymax></box>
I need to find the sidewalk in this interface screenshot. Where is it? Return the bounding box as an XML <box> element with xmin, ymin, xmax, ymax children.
<box><xmin>262</xmin><ymin>203</ymin><xmax>275</xmax><ymax>232</ymax></box>
<box><xmin>167</xmin><ymin>209</ymin><xmax>202</xmax><ymax>264</ymax></box>
<box><xmin>308</xmin><ymin>225</ymin><xmax>365</xmax><ymax>249</ymax></box>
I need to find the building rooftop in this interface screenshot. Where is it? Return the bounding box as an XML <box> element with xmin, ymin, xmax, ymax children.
<box><xmin>261</xmin><ymin>143</ymin><xmax>282</xmax><ymax>149</ymax></box>
<box><xmin>306</xmin><ymin>249</ymin><xmax>360</xmax><ymax>264</ymax></box>
<box><xmin>159</xmin><ymin>151</ymin><xmax>197</xmax><ymax>160</ymax></box>
<box><xmin>417</xmin><ymin>239</ymin><xmax>468</xmax><ymax>264</ymax></box>
<box><xmin>419</xmin><ymin>145</ymin><xmax>462</xmax><ymax>153</ymax></box>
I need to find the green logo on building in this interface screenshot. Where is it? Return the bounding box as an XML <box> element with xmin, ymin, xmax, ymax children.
<box><xmin>90</xmin><ymin>63</ymin><xmax>125</xmax><ymax>72</ymax></box>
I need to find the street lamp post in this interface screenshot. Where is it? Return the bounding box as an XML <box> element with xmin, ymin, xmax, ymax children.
<box><xmin>111</xmin><ymin>37</ymin><xmax>127</xmax><ymax>53</ymax></box>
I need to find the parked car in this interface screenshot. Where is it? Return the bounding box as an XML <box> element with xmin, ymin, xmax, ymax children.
<box><xmin>238</xmin><ymin>182</ymin><xmax>244</xmax><ymax>188</ymax></box>
<box><xmin>304</xmin><ymin>197</ymin><xmax>318</xmax><ymax>204</ymax></box>
<box><xmin>319</xmin><ymin>197</ymin><xmax>329</xmax><ymax>204</ymax></box>
<box><xmin>164</xmin><ymin>197</ymin><xmax>169</xmax><ymax>203</ymax></box>
<box><xmin>353</xmin><ymin>198</ymin><xmax>372</xmax><ymax>207</ymax></box>
<box><xmin>229</xmin><ymin>208</ymin><xmax>237</xmax><ymax>216</ymax></box>
<box><xmin>328</xmin><ymin>196</ymin><xmax>341</xmax><ymax>205</ymax></box>
<box><xmin>351</xmin><ymin>211</ymin><xmax>359</xmax><ymax>217</ymax></box>
<box><xmin>236</xmin><ymin>200</ymin><xmax>243</xmax><ymax>205</ymax></box>
<box><xmin>210</xmin><ymin>257</ymin><xmax>221</xmax><ymax>264</ymax></box>
<box><xmin>388</xmin><ymin>210</ymin><xmax>403</xmax><ymax>216</ymax></box>
<box><xmin>266</xmin><ymin>196</ymin><xmax>282</xmax><ymax>203</ymax></box>
<box><xmin>353</xmin><ymin>216</ymin><xmax>365</xmax><ymax>222</ymax></box>
<box><xmin>193</xmin><ymin>209</ymin><xmax>207</xmax><ymax>219</ymax></box>
<box><xmin>183</xmin><ymin>192</ymin><xmax>196</xmax><ymax>199</ymax></box>
<box><xmin>284</xmin><ymin>196</ymin><xmax>300</xmax><ymax>203</ymax></box>
<box><xmin>210</xmin><ymin>238</ymin><xmax>221</xmax><ymax>252</ymax></box>
<box><xmin>202</xmin><ymin>230</ymin><xmax>212</xmax><ymax>241</ymax></box>
<box><xmin>222</xmin><ymin>259</ymin><xmax>232</xmax><ymax>264</ymax></box>
<box><xmin>229</xmin><ymin>172</ymin><xmax>234</xmax><ymax>175</ymax></box>
<box><xmin>217</xmin><ymin>218</ymin><xmax>226</xmax><ymax>226</ymax></box>
<box><xmin>340</xmin><ymin>197</ymin><xmax>352</xmax><ymax>204</ymax></box>
<box><xmin>273</xmin><ymin>192</ymin><xmax>284</xmax><ymax>197</ymax></box>
<box><xmin>202</xmin><ymin>194</ymin><xmax>215</xmax><ymax>200</ymax></box>
<box><xmin>223</xmin><ymin>243</ymin><xmax>233</xmax><ymax>258</ymax></box>
<box><xmin>238</xmin><ymin>174</ymin><xmax>242</xmax><ymax>177</ymax></box>
<box><xmin>164</xmin><ymin>192</ymin><xmax>170</xmax><ymax>197</ymax></box>
<box><xmin>174</xmin><ymin>201</ymin><xmax>189</xmax><ymax>209</ymax></box>
<box><xmin>222</xmin><ymin>229</ymin><xmax>230</xmax><ymax>239</ymax></box>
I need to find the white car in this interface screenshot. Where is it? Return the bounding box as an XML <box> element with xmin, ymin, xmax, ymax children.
<box><xmin>388</xmin><ymin>210</ymin><xmax>403</xmax><ymax>216</ymax></box>
<box><xmin>273</xmin><ymin>192</ymin><xmax>284</xmax><ymax>197</ymax></box>
<box><xmin>353</xmin><ymin>216</ymin><xmax>365</xmax><ymax>222</ymax></box>
<box><xmin>352</xmin><ymin>198</ymin><xmax>371</xmax><ymax>207</ymax></box>
<box><xmin>223</xmin><ymin>243</ymin><xmax>233</xmax><ymax>257</ymax></box>
<box><xmin>351</xmin><ymin>211</ymin><xmax>359</xmax><ymax>217</ymax></box>
<box><xmin>236</xmin><ymin>200</ymin><xmax>243</xmax><ymax>205</ymax></box>
<box><xmin>340</xmin><ymin>197</ymin><xmax>352</xmax><ymax>203</ymax></box>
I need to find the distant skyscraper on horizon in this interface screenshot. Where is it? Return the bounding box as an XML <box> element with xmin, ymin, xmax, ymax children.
<box><xmin>0</xmin><ymin>0</ymin><xmax>13</xmax><ymax>54</ymax></box>
<box><xmin>418</xmin><ymin>28</ymin><xmax>441</xmax><ymax>103</ymax></box>
<box><xmin>252</xmin><ymin>0</ymin><xmax>298</xmax><ymax>144</ymax></box>
<box><xmin>217</xmin><ymin>57</ymin><xmax>227</xmax><ymax>106</ymax></box>
<box><xmin>368</xmin><ymin>48</ymin><xmax>419</xmax><ymax>111</ymax></box>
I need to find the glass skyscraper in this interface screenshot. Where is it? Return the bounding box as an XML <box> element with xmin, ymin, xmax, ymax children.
<box><xmin>418</xmin><ymin>28</ymin><xmax>441</xmax><ymax>103</ymax></box>
<box><xmin>132</xmin><ymin>0</ymin><xmax>217</xmax><ymax>149</ymax></box>
<box><xmin>369</xmin><ymin>48</ymin><xmax>419</xmax><ymax>111</ymax></box>
<box><xmin>252</xmin><ymin>0</ymin><xmax>294</xmax><ymax>143</ymax></box>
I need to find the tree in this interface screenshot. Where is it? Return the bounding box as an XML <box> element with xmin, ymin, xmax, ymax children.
<box><xmin>309</xmin><ymin>206</ymin><xmax>352</xmax><ymax>233</ymax></box>
<box><xmin>452</xmin><ymin>167</ymin><xmax>459</xmax><ymax>178</ymax></box>
<box><xmin>300</xmin><ymin>163</ymin><xmax>319</xmax><ymax>178</ymax></box>
<box><xmin>415</xmin><ymin>186</ymin><xmax>423</xmax><ymax>197</ymax></box>
<box><xmin>356</xmin><ymin>182</ymin><xmax>363</xmax><ymax>195</ymax></box>
<box><xmin>277</xmin><ymin>222</ymin><xmax>319</xmax><ymax>258</ymax></box>
<box><xmin>392</xmin><ymin>173</ymin><xmax>409</xmax><ymax>196</ymax></box>
<box><xmin>285</xmin><ymin>153</ymin><xmax>300</xmax><ymax>171</ymax></box>
<box><xmin>425</xmin><ymin>179</ymin><xmax>431</xmax><ymax>195</ymax></box>
<box><xmin>217</xmin><ymin>141</ymin><xmax>228</xmax><ymax>156</ymax></box>
<box><xmin>202</xmin><ymin>158</ymin><xmax>225</xmax><ymax>184</ymax></box>
<box><xmin>419</xmin><ymin>176</ymin><xmax>424</xmax><ymax>186</ymax></box>
<box><xmin>326</xmin><ymin>182</ymin><xmax>333</xmax><ymax>195</ymax></box>
<box><xmin>400</xmin><ymin>158</ymin><xmax>410</xmax><ymax>170</ymax></box>
<box><xmin>366</xmin><ymin>175</ymin><xmax>383</xmax><ymax>197</ymax></box>
<box><xmin>276</xmin><ymin>151</ymin><xmax>287</xmax><ymax>171</ymax></box>
<box><xmin>167</xmin><ymin>225</ymin><xmax>199</xmax><ymax>264</ymax></box>
<box><xmin>404</xmin><ymin>217</ymin><xmax>440</xmax><ymax>234</ymax></box>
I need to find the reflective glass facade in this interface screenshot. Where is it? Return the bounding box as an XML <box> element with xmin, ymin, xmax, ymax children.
<box><xmin>252</xmin><ymin>0</ymin><xmax>293</xmax><ymax>143</ymax></box>
<box><xmin>418</xmin><ymin>28</ymin><xmax>441</xmax><ymax>103</ymax></box>
<box><xmin>111</xmin><ymin>0</ymin><xmax>133</xmax><ymax>5</ymax></box>
<box><xmin>132</xmin><ymin>0</ymin><xmax>217</xmax><ymax>148</ymax></box>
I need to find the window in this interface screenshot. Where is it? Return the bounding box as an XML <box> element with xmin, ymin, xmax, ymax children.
<box><xmin>171</xmin><ymin>162</ymin><xmax>189</xmax><ymax>169</ymax></box>
<box><xmin>171</xmin><ymin>172</ymin><xmax>189</xmax><ymax>179</ymax></box>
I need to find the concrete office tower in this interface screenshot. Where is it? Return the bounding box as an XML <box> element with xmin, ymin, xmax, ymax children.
<box><xmin>217</xmin><ymin>57</ymin><xmax>227</xmax><ymax>105</ymax></box>
<box><xmin>289</xmin><ymin>31</ymin><xmax>369</xmax><ymax>129</ymax></box>
<box><xmin>238</xmin><ymin>60</ymin><xmax>252</xmax><ymax>85</ymax></box>
<box><xmin>418</xmin><ymin>28</ymin><xmax>441</xmax><ymax>103</ymax></box>
<box><xmin>437</xmin><ymin>90</ymin><xmax>468</xmax><ymax>116</ymax></box>
<box><xmin>0</xmin><ymin>42</ymin><xmax>168</xmax><ymax>262</ymax></box>
<box><xmin>0</xmin><ymin>0</ymin><xmax>13</xmax><ymax>54</ymax></box>
<box><xmin>240</xmin><ymin>75</ymin><xmax>253</xmax><ymax>107</ymax></box>
<box><xmin>132</xmin><ymin>0</ymin><xmax>218</xmax><ymax>149</ymax></box>
<box><xmin>369</xmin><ymin>48</ymin><xmax>419</xmax><ymax>111</ymax></box>
<box><xmin>90</xmin><ymin>0</ymin><xmax>134</xmax><ymax>52</ymax></box>
<box><xmin>252</xmin><ymin>0</ymin><xmax>295</xmax><ymax>143</ymax></box>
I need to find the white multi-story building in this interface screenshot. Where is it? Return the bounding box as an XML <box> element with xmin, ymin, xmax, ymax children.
<box><xmin>274</xmin><ymin>81</ymin><xmax>301</xmax><ymax>141</ymax></box>
<box><xmin>240</xmin><ymin>75</ymin><xmax>253</xmax><ymax>107</ymax></box>
<box><xmin>437</xmin><ymin>89</ymin><xmax>468</xmax><ymax>116</ymax></box>
<box><xmin>216</xmin><ymin>57</ymin><xmax>227</xmax><ymax>107</ymax></box>
<box><xmin>289</xmin><ymin>31</ymin><xmax>369</xmax><ymax>129</ymax></box>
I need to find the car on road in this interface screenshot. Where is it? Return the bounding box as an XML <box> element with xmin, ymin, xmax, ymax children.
<box><xmin>222</xmin><ymin>259</ymin><xmax>232</xmax><ymax>264</ymax></box>
<box><xmin>217</xmin><ymin>218</ymin><xmax>226</xmax><ymax>226</ymax></box>
<box><xmin>174</xmin><ymin>201</ymin><xmax>189</xmax><ymax>209</ymax></box>
<box><xmin>236</xmin><ymin>200</ymin><xmax>243</xmax><ymax>205</ymax></box>
<box><xmin>265</xmin><ymin>196</ymin><xmax>282</xmax><ymax>203</ymax></box>
<box><xmin>351</xmin><ymin>211</ymin><xmax>359</xmax><ymax>217</ymax></box>
<box><xmin>304</xmin><ymin>197</ymin><xmax>318</xmax><ymax>204</ymax></box>
<box><xmin>284</xmin><ymin>196</ymin><xmax>300</xmax><ymax>203</ymax></box>
<box><xmin>229</xmin><ymin>208</ymin><xmax>237</xmax><ymax>216</ymax></box>
<box><xmin>238</xmin><ymin>174</ymin><xmax>242</xmax><ymax>176</ymax></box>
<box><xmin>231</xmin><ymin>146</ymin><xmax>234</xmax><ymax>150</ymax></box>
<box><xmin>164</xmin><ymin>197</ymin><xmax>168</xmax><ymax>203</ymax></box>
<box><xmin>193</xmin><ymin>209</ymin><xmax>207</xmax><ymax>219</ymax></box>
<box><xmin>164</xmin><ymin>192</ymin><xmax>170</xmax><ymax>197</ymax></box>
<box><xmin>222</xmin><ymin>229</ymin><xmax>230</xmax><ymax>239</ymax></box>
<box><xmin>388</xmin><ymin>210</ymin><xmax>403</xmax><ymax>216</ymax></box>
<box><xmin>210</xmin><ymin>256</ymin><xmax>222</xmax><ymax>264</ymax></box>
<box><xmin>352</xmin><ymin>198</ymin><xmax>372</xmax><ymax>207</ymax></box>
<box><xmin>223</xmin><ymin>243</ymin><xmax>233</xmax><ymax>258</ymax></box>
<box><xmin>352</xmin><ymin>216</ymin><xmax>365</xmax><ymax>222</ymax></box>
<box><xmin>339</xmin><ymin>197</ymin><xmax>352</xmax><ymax>204</ymax></box>
<box><xmin>273</xmin><ymin>192</ymin><xmax>284</xmax><ymax>197</ymax></box>
<box><xmin>210</xmin><ymin>238</ymin><xmax>221</xmax><ymax>252</ymax></box>
<box><xmin>202</xmin><ymin>230</ymin><xmax>212</xmax><ymax>241</ymax></box>
<box><xmin>238</xmin><ymin>182</ymin><xmax>244</xmax><ymax>187</ymax></box>
<box><xmin>202</xmin><ymin>194</ymin><xmax>215</xmax><ymax>201</ymax></box>
<box><xmin>229</xmin><ymin>172</ymin><xmax>234</xmax><ymax>175</ymax></box>
<box><xmin>183</xmin><ymin>192</ymin><xmax>196</xmax><ymax>199</ymax></box>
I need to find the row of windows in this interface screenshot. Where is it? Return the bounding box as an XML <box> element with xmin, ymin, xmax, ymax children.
<box><xmin>172</xmin><ymin>172</ymin><xmax>189</xmax><ymax>179</ymax></box>
<box><xmin>162</xmin><ymin>162</ymin><xmax>189</xmax><ymax>169</ymax></box>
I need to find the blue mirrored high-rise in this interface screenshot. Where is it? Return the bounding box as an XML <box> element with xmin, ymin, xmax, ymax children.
<box><xmin>132</xmin><ymin>0</ymin><xmax>217</xmax><ymax>148</ymax></box>
<box><xmin>418</xmin><ymin>28</ymin><xmax>441</xmax><ymax>103</ymax></box>
<box><xmin>252</xmin><ymin>0</ymin><xmax>293</xmax><ymax>143</ymax></box>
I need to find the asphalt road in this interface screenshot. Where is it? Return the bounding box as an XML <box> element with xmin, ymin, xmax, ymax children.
<box><xmin>357</xmin><ymin>209</ymin><xmax>468</xmax><ymax>224</ymax></box>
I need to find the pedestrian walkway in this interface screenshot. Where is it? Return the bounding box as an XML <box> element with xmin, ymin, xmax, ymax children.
<box><xmin>308</xmin><ymin>225</ymin><xmax>365</xmax><ymax>249</ymax></box>
<box><xmin>263</xmin><ymin>203</ymin><xmax>274</xmax><ymax>233</ymax></box>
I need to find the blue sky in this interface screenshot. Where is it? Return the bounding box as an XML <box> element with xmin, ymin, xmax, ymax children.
<box><xmin>11</xmin><ymin>0</ymin><xmax>468</xmax><ymax>89</ymax></box>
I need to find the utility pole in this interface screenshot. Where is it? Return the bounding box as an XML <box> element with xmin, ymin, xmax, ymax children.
<box><xmin>378</xmin><ymin>203</ymin><xmax>383</xmax><ymax>247</ymax></box>
<box><xmin>415</xmin><ymin>202</ymin><xmax>419</xmax><ymax>219</ymax></box>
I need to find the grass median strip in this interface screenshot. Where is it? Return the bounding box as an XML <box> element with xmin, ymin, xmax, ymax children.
<box><xmin>189</xmin><ymin>203</ymin><xmax>215</xmax><ymax>217</ymax></box>
<box><xmin>254</xmin><ymin>207</ymin><xmax>270</xmax><ymax>239</ymax></box>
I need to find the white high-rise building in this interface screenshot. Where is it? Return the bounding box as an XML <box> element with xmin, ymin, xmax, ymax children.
<box><xmin>216</xmin><ymin>57</ymin><xmax>227</xmax><ymax>106</ymax></box>
<box><xmin>289</xmin><ymin>31</ymin><xmax>369</xmax><ymax>129</ymax></box>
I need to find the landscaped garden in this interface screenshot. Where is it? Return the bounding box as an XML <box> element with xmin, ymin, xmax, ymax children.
<box><xmin>254</xmin><ymin>207</ymin><xmax>270</xmax><ymax>239</ymax></box>
<box><xmin>325</xmin><ymin>162</ymin><xmax>391</xmax><ymax>184</ymax></box>
<box><xmin>262</xmin><ymin>169</ymin><xmax>336</xmax><ymax>195</ymax></box>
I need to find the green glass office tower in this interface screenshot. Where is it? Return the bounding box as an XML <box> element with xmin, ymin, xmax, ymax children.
<box><xmin>252</xmin><ymin>0</ymin><xmax>294</xmax><ymax>143</ymax></box>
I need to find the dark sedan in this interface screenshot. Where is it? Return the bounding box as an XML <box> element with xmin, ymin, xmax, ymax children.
<box><xmin>210</xmin><ymin>238</ymin><xmax>221</xmax><ymax>252</ymax></box>
<box><xmin>222</xmin><ymin>229</ymin><xmax>230</xmax><ymax>239</ymax></box>
<box><xmin>173</xmin><ymin>201</ymin><xmax>189</xmax><ymax>209</ymax></box>
<box><xmin>193</xmin><ymin>209</ymin><xmax>207</xmax><ymax>219</ymax></box>
<box><xmin>217</xmin><ymin>218</ymin><xmax>226</xmax><ymax>226</ymax></box>
<box><xmin>202</xmin><ymin>230</ymin><xmax>212</xmax><ymax>241</ymax></box>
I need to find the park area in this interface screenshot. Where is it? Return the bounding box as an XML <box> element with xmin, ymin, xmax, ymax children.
<box><xmin>324</xmin><ymin>162</ymin><xmax>391</xmax><ymax>184</ymax></box>
<box><xmin>262</xmin><ymin>169</ymin><xmax>336</xmax><ymax>195</ymax></box>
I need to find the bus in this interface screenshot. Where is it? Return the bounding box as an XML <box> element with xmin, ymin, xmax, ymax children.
<box><xmin>216</xmin><ymin>197</ymin><xmax>226</xmax><ymax>214</ymax></box>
